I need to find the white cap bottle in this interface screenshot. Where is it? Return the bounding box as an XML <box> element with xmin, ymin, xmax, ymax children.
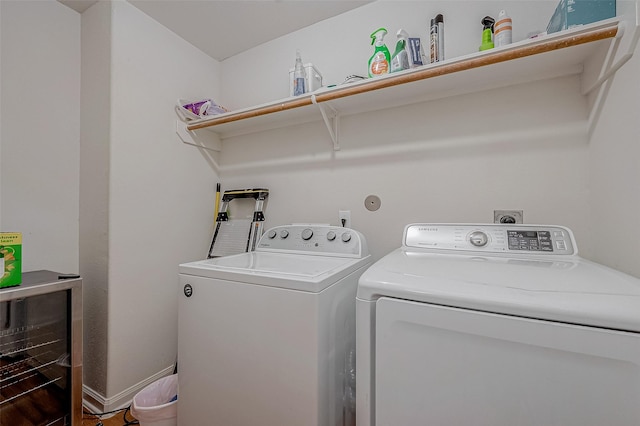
<box><xmin>494</xmin><ymin>10</ymin><xmax>512</xmax><ymax>47</ymax></box>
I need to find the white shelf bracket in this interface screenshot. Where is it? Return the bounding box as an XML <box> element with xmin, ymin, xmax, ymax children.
<box><xmin>311</xmin><ymin>95</ymin><xmax>340</xmax><ymax>151</ymax></box>
<box><xmin>176</xmin><ymin>120</ymin><xmax>222</xmax><ymax>152</ymax></box>
<box><xmin>584</xmin><ymin>7</ymin><xmax>640</xmax><ymax>95</ymax></box>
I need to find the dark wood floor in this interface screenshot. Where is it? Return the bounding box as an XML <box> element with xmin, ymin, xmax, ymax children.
<box><xmin>82</xmin><ymin>409</ymin><xmax>137</xmax><ymax>426</ymax></box>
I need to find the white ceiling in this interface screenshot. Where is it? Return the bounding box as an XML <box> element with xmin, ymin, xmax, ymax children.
<box><xmin>58</xmin><ymin>0</ymin><xmax>371</xmax><ymax>61</ymax></box>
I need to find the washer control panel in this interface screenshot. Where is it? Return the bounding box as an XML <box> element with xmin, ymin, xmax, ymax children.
<box><xmin>404</xmin><ymin>224</ymin><xmax>576</xmax><ymax>255</ymax></box>
<box><xmin>257</xmin><ymin>225</ymin><xmax>368</xmax><ymax>257</ymax></box>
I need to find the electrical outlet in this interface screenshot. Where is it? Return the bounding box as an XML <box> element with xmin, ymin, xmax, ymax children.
<box><xmin>339</xmin><ymin>210</ymin><xmax>351</xmax><ymax>228</ymax></box>
<box><xmin>494</xmin><ymin>210</ymin><xmax>523</xmax><ymax>224</ymax></box>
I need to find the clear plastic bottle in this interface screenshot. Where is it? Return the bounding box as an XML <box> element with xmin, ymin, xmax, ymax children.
<box><xmin>293</xmin><ymin>50</ymin><xmax>307</xmax><ymax>96</ymax></box>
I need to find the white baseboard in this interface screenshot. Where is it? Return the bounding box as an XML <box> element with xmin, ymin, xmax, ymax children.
<box><xmin>83</xmin><ymin>366</ymin><xmax>175</xmax><ymax>414</ymax></box>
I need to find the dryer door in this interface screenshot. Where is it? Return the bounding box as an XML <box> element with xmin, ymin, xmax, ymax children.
<box><xmin>375</xmin><ymin>297</ymin><xmax>640</xmax><ymax>426</ymax></box>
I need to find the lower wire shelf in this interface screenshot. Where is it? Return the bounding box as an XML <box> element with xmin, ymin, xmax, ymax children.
<box><xmin>1</xmin><ymin>320</ymin><xmax>71</xmax><ymax>425</ymax></box>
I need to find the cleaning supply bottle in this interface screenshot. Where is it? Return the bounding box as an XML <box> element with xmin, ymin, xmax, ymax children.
<box><xmin>368</xmin><ymin>28</ymin><xmax>390</xmax><ymax>77</ymax></box>
<box><xmin>429</xmin><ymin>14</ymin><xmax>445</xmax><ymax>63</ymax></box>
<box><xmin>479</xmin><ymin>16</ymin><xmax>495</xmax><ymax>51</ymax></box>
<box><xmin>293</xmin><ymin>50</ymin><xmax>306</xmax><ymax>96</ymax></box>
<box><xmin>494</xmin><ymin>10</ymin><xmax>512</xmax><ymax>47</ymax></box>
<box><xmin>390</xmin><ymin>29</ymin><xmax>410</xmax><ymax>73</ymax></box>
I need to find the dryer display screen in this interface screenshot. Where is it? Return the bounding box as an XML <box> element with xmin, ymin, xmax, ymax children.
<box><xmin>507</xmin><ymin>230</ymin><xmax>553</xmax><ymax>251</ymax></box>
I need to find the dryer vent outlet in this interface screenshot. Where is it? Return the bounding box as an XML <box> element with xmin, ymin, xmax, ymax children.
<box><xmin>494</xmin><ymin>210</ymin><xmax>523</xmax><ymax>224</ymax></box>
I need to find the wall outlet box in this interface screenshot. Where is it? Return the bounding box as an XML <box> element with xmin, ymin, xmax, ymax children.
<box><xmin>339</xmin><ymin>210</ymin><xmax>351</xmax><ymax>229</ymax></box>
<box><xmin>494</xmin><ymin>210</ymin><xmax>523</xmax><ymax>224</ymax></box>
<box><xmin>289</xmin><ymin>63</ymin><xmax>323</xmax><ymax>96</ymax></box>
<box><xmin>1</xmin><ymin>232</ymin><xmax>22</xmax><ymax>288</ymax></box>
<box><xmin>547</xmin><ymin>0</ymin><xmax>616</xmax><ymax>34</ymax></box>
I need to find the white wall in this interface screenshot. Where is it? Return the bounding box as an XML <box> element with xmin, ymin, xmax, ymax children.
<box><xmin>0</xmin><ymin>2</ymin><xmax>3</xmax><ymax>220</ymax></box>
<box><xmin>219</xmin><ymin>75</ymin><xmax>591</xmax><ymax>260</ymax></box>
<box><xmin>221</xmin><ymin>1</ymin><xmax>555</xmax><ymax>109</ymax></box>
<box><xmin>80</xmin><ymin>0</ymin><xmax>111</xmax><ymax>400</ymax></box>
<box><xmin>1</xmin><ymin>0</ymin><xmax>221</xmax><ymax>409</ymax></box>
<box><xmin>589</xmin><ymin>10</ymin><xmax>640</xmax><ymax>277</ymax></box>
<box><xmin>219</xmin><ymin>1</ymin><xmax>598</xmax><ymax>261</ymax></box>
<box><xmin>0</xmin><ymin>0</ymin><xmax>80</xmax><ymax>273</ymax></box>
<box><xmin>103</xmin><ymin>0</ymin><xmax>220</xmax><ymax>406</ymax></box>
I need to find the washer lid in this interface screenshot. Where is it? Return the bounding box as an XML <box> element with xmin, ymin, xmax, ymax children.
<box><xmin>180</xmin><ymin>251</ymin><xmax>371</xmax><ymax>292</ymax></box>
<box><xmin>357</xmin><ymin>248</ymin><xmax>640</xmax><ymax>333</ymax></box>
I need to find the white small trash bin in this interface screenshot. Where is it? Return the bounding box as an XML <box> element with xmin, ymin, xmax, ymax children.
<box><xmin>130</xmin><ymin>374</ymin><xmax>178</xmax><ymax>426</ymax></box>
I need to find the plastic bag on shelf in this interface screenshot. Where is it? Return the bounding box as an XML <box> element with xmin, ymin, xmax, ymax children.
<box><xmin>175</xmin><ymin>98</ymin><xmax>228</xmax><ymax>122</ymax></box>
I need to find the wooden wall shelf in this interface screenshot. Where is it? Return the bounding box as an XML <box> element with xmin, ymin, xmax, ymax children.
<box><xmin>178</xmin><ymin>17</ymin><xmax>629</xmax><ymax>151</ymax></box>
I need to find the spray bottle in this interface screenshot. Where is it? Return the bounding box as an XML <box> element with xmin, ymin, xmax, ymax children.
<box><xmin>391</xmin><ymin>29</ymin><xmax>410</xmax><ymax>73</ymax></box>
<box><xmin>479</xmin><ymin>16</ymin><xmax>495</xmax><ymax>51</ymax></box>
<box><xmin>368</xmin><ymin>28</ymin><xmax>390</xmax><ymax>77</ymax></box>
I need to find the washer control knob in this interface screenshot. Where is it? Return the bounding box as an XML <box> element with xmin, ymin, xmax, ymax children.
<box><xmin>267</xmin><ymin>230</ymin><xmax>277</xmax><ymax>239</ymax></box>
<box><xmin>469</xmin><ymin>231</ymin><xmax>489</xmax><ymax>247</ymax></box>
<box><xmin>341</xmin><ymin>232</ymin><xmax>352</xmax><ymax>243</ymax></box>
<box><xmin>327</xmin><ymin>231</ymin><xmax>336</xmax><ymax>241</ymax></box>
<box><xmin>301</xmin><ymin>228</ymin><xmax>314</xmax><ymax>240</ymax></box>
<box><xmin>280</xmin><ymin>230</ymin><xmax>289</xmax><ymax>239</ymax></box>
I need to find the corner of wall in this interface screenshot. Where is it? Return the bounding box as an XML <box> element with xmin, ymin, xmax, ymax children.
<box><xmin>80</xmin><ymin>0</ymin><xmax>112</xmax><ymax>399</ymax></box>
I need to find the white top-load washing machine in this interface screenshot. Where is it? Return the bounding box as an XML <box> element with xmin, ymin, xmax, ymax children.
<box><xmin>178</xmin><ymin>224</ymin><xmax>371</xmax><ymax>426</ymax></box>
<box><xmin>356</xmin><ymin>223</ymin><xmax>640</xmax><ymax>426</ymax></box>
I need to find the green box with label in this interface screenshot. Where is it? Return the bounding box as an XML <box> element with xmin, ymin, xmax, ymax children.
<box><xmin>1</xmin><ymin>232</ymin><xmax>22</xmax><ymax>288</ymax></box>
<box><xmin>547</xmin><ymin>0</ymin><xmax>616</xmax><ymax>34</ymax></box>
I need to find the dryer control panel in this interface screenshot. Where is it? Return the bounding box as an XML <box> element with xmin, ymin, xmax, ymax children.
<box><xmin>404</xmin><ymin>224</ymin><xmax>576</xmax><ymax>255</ymax></box>
<box><xmin>257</xmin><ymin>225</ymin><xmax>369</xmax><ymax>258</ymax></box>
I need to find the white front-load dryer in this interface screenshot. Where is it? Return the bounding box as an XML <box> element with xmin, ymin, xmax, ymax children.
<box><xmin>356</xmin><ymin>223</ymin><xmax>640</xmax><ymax>426</ymax></box>
<box><xmin>178</xmin><ymin>225</ymin><xmax>371</xmax><ymax>426</ymax></box>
